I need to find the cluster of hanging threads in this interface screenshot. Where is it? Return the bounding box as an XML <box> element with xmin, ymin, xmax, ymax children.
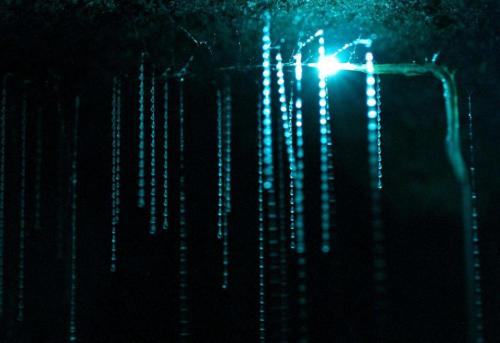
<box><xmin>365</xmin><ymin>52</ymin><xmax>387</xmax><ymax>335</ymax></box>
<box><xmin>110</xmin><ymin>77</ymin><xmax>121</xmax><ymax>272</ymax></box>
<box><xmin>68</xmin><ymin>96</ymin><xmax>80</xmax><ymax>342</ymax></box>
<box><xmin>467</xmin><ymin>95</ymin><xmax>484</xmax><ymax>342</ymax></box>
<box><xmin>137</xmin><ymin>52</ymin><xmax>146</xmax><ymax>208</ymax></box>
<box><xmin>317</xmin><ymin>31</ymin><xmax>331</xmax><ymax>254</ymax></box>
<box><xmin>0</xmin><ymin>77</ymin><xmax>6</xmax><ymax>316</ymax></box>
<box><xmin>375</xmin><ymin>76</ymin><xmax>383</xmax><ymax>190</ymax></box>
<box><xmin>178</xmin><ymin>79</ymin><xmax>189</xmax><ymax>341</ymax></box>
<box><xmin>34</xmin><ymin>107</ymin><xmax>43</xmax><ymax>230</ymax></box>
<box><xmin>162</xmin><ymin>78</ymin><xmax>169</xmax><ymax>231</ymax></box>
<box><xmin>17</xmin><ymin>90</ymin><xmax>27</xmax><ymax>323</ymax></box>
<box><xmin>293</xmin><ymin>50</ymin><xmax>309</xmax><ymax>343</ymax></box>
<box><xmin>149</xmin><ymin>71</ymin><xmax>157</xmax><ymax>235</ymax></box>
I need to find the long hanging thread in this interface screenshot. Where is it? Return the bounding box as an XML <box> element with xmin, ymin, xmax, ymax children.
<box><xmin>317</xmin><ymin>32</ymin><xmax>331</xmax><ymax>254</ymax></box>
<box><xmin>34</xmin><ymin>107</ymin><xmax>43</xmax><ymax>230</ymax></box>
<box><xmin>287</xmin><ymin>81</ymin><xmax>296</xmax><ymax>251</ymax></box>
<box><xmin>375</xmin><ymin>76</ymin><xmax>383</xmax><ymax>190</ymax></box>
<box><xmin>217</xmin><ymin>90</ymin><xmax>224</xmax><ymax>240</ymax></box>
<box><xmin>17</xmin><ymin>90</ymin><xmax>27</xmax><ymax>322</ymax></box>
<box><xmin>293</xmin><ymin>50</ymin><xmax>309</xmax><ymax>343</ymax></box>
<box><xmin>0</xmin><ymin>76</ymin><xmax>7</xmax><ymax>316</ymax></box>
<box><xmin>222</xmin><ymin>84</ymin><xmax>232</xmax><ymax>289</ymax></box>
<box><xmin>276</xmin><ymin>51</ymin><xmax>293</xmax><ymax>340</ymax></box>
<box><xmin>257</xmin><ymin>93</ymin><xmax>266</xmax><ymax>342</ymax></box>
<box><xmin>365</xmin><ymin>52</ymin><xmax>387</xmax><ymax>337</ymax></box>
<box><xmin>162</xmin><ymin>79</ymin><xmax>169</xmax><ymax>231</ymax></box>
<box><xmin>178</xmin><ymin>79</ymin><xmax>189</xmax><ymax>341</ymax></box>
<box><xmin>149</xmin><ymin>71</ymin><xmax>157</xmax><ymax>235</ymax></box>
<box><xmin>110</xmin><ymin>77</ymin><xmax>121</xmax><ymax>272</ymax></box>
<box><xmin>68</xmin><ymin>96</ymin><xmax>80</xmax><ymax>342</ymax></box>
<box><xmin>261</xmin><ymin>13</ymin><xmax>280</xmax><ymax>340</ymax></box>
<box><xmin>466</xmin><ymin>95</ymin><xmax>484</xmax><ymax>342</ymax></box>
<box><xmin>216</xmin><ymin>87</ymin><xmax>230</xmax><ymax>289</ymax></box>
<box><xmin>137</xmin><ymin>53</ymin><xmax>146</xmax><ymax>208</ymax></box>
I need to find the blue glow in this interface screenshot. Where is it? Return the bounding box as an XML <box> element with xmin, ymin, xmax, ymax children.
<box><xmin>137</xmin><ymin>53</ymin><xmax>146</xmax><ymax>208</ymax></box>
<box><xmin>149</xmin><ymin>72</ymin><xmax>157</xmax><ymax>235</ymax></box>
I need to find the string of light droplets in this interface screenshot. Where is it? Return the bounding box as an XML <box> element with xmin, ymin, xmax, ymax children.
<box><xmin>293</xmin><ymin>48</ymin><xmax>309</xmax><ymax>343</ymax></box>
<box><xmin>149</xmin><ymin>71</ymin><xmax>157</xmax><ymax>234</ymax></box>
<box><xmin>256</xmin><ymin>93</ymin><xmax>266</xmax><ymax>342</ymax></box>
<box><xmin>137</xmin><ymin>53</ymin><xmax>146</xmax><ymax>208</ymax></box>
<box><xmin>466</xmin><ymin>95</ymin><xmax>485</xmax><ymax>342</ymax></box>
<box><xmin>178</xmin><ymin>79</ymin><xmax>190</xmax><ymax>341</ymax></box>
<box><xmin>317</xmin><ymin>31</ymin><xmax>332</xmax><ymax>253</ymax></box>
<box><xmin>222</xmin><ymin>84</ymin><xmax>232</xmax><ymax>289</ymax></box>
<box><xmin>365</xmin><ymin>51</ymin><xmax>388</xmax><ymax>335</ymax></box>
<box><xmin>162</xmin><ymin>79</ymin><xmax>169</xmax><ymax>231</ymax></box>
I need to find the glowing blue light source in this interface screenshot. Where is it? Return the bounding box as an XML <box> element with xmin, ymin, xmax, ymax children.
<box><xmin>318</xmin><ymin>55</ymin><xmax>342</xmax><ymax>77</ymax></box>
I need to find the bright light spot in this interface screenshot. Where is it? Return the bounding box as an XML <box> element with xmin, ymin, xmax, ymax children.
<box><xmin>318</xmin><ymin>55</ymin><xmax>341</xmax><ymax>76</ymax></box>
